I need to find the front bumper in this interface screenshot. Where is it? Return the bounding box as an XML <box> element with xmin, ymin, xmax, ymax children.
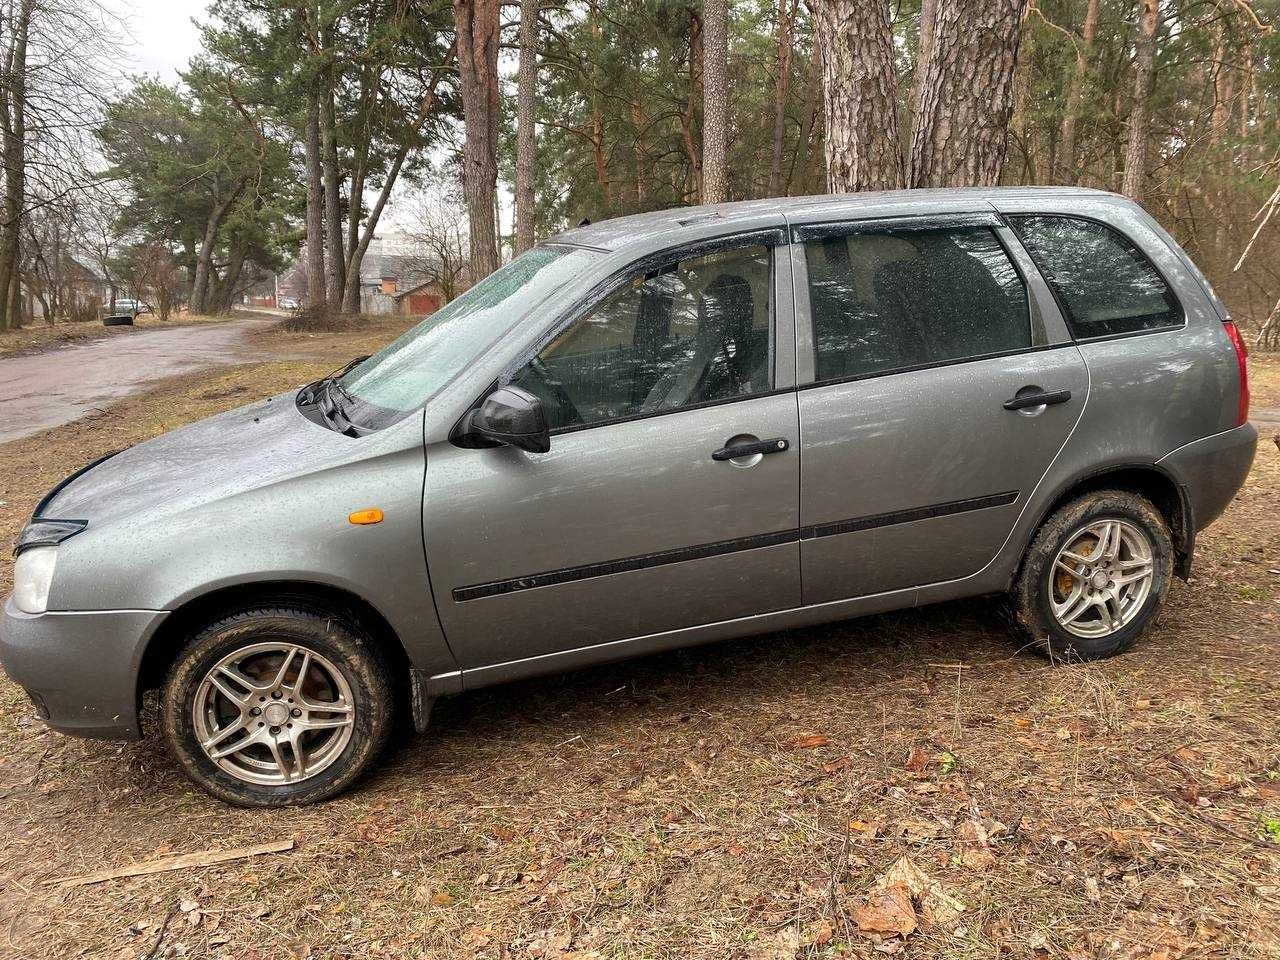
<box><xmin>0</xmin><ymin>596</ymin><xmax>168</xmax><ymax>740</ymax></box>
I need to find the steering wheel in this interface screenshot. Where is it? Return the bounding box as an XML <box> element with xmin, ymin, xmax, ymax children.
<box><xmin>520</xmin><ymin>357</ymin><xmax>583</xmax><ymax>426</ymax></box>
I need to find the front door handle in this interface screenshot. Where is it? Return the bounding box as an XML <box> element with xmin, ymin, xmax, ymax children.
<box><xmin>1003</xmin><ymin>389</ymin><xmax>1072</xmax><ymax>411</ymax></box>
<box><xmin>712</xmin><ymin>437</ymin><xmax>790</xmax><ymax>461</ymax></box>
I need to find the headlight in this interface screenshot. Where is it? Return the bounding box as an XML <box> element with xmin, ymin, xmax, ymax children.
<box><xmin>13</xmin><ymin>547</ymin><xmax>57</xmax><ymax>614</ymax></box>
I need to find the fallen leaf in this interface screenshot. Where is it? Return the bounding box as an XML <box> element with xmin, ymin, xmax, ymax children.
<box><xmin>854</xmin><ymin>883</ymin><xmax>917</xmax><ymax>937</ymax></box>
<box><xmin>905</xmin><ymin>746</ymin><xmax>930</xmax><ymax>771</ymax></box>
<box><xmin>794</xmin><ymin>734</ymin><xmax>830</xmax><ymax>749</ymax></box>
<box><xmin>895</xmin><ymin>819</ymin><xmax>943</xmax><ymax>842</ymax></box>
<box><xmin>877</xmin><ymin>856</ymin><xmax>965</xmax><ymax>926</ymax></box>
<box><xmin>957</xmin><ymin>819</ymin><xmax>996</xmax><ymax>870</ymax></box>
<box><xmin>431</xmin><ymin>891</ymin><xmax>455</xmax><ymax>907</ymax></box>
<box><xmin>751</xmin><ymin>926</ymin><xmax>801</xmax><ymax>959</ymax></box>
<box><xmin>807</xmin><ymin>920</ymin><xmax>834</xmax><ymax>947</ymax></box>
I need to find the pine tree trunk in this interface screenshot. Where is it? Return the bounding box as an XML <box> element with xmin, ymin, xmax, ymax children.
<box><xmin>1210</xmin><ymin>11</ymin><xmax>1235</xmax><ymax>149</ymax></box>
<box><xmin>321</xmin><ymin>74</ymin><xmax>345</xmax><ymax>306</ymax></box>
<box><xmin>515</xmin><ymin>0</ymin><xmax>539</xmax><ymax>253</ymax></box>
<box><xmin>1122</xmin><ymin>0</ymin><xmax>1160</xmax><ymax>202</ymax></box>
<box><xmin>907</xmin><ymin>0</ymin><xmax>937</xmax><ymax>146</ymax></box>
<box><xmin>190</xmin><ymin>183</ymin><xmax>245</xmax><ymax>315</ymax></box>
<box><xmin>767</xmin><ymin>0</ymin><xmax>796</xmax><ymax>196</ymax></box>
<box><xmin>793</xmin><ymin>38</ymin><xmax>823</xmax><ymax>193</ymax></box>
<box><xmin>682</xmin><ymin>11</ymin><xmax>704</xmax><ymax>202</ymax></box>
<box><xmin>1057</xmin><ymin>0</ymin><xmax>1101</xmax><ymax>184</ymax></box>
<box><xmin>305</xmin><ymin>80</ymin><xmax>327</xmax><ymax>308</ymax></box>
<box><xmin>908</xmin><ymin>0</ymin><xmax>1028</xmax><ymax>188</ymax></box>
<box><xmin>455</xmin><ymin>0</ymin><xmax>501</xmax><ymax>278</ymax></box>
<box><xmin>701</xmin><ymin>0</ymin><xmax>729</xmax><ymax>203</ymax></box>
<box><xmin>0</xmin><ymin>0</ymin><xmax>32</xmax><ymax>332</ymax></box>
<box><xmin>1010</xmin><ymin>9</ymin><xmax>1036</xmax><ymax>182</ymax></box>
<box><xmin>813</xmin><ymin>0</ymin><xmax>904</xmax><ymax>192</ymax></box>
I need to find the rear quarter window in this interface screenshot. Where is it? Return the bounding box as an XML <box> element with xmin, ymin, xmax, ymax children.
<box><xmin>1009</xmin><ymin>214</ymin><xmax>1182</xmax><ymax>339</ymax></box>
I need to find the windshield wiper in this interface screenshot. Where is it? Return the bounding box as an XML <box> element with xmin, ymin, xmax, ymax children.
<box><xmin>317</xmin><ymin>377</ymin><xmax>358</xmax><ymax>435</ymax></box>
<box><xmin>300</xmin><ymin>355</ymin><xmax>369</xmax><ymax>406</ymax></box>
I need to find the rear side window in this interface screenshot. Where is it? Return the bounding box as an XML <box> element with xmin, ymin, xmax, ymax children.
<box><xmin>804</xmin><ymin>226</ymin><xmax>1030</xmax><ymax>382</ymax></box>
<box><xmin>1008</xmin><ymin>215</ymin><xmax>1181</xmax><ymax>338</ymax></box>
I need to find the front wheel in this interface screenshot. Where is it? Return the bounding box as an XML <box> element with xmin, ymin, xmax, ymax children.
<box><xmin>1011</xmin><ymin>490</ymin><xmax>1172</xmax><ymax>661</ymax></box>
<box><xmin>162</xmin><ymin>606</ymin><xmax>394</xmax><ymax>806</ymax></box>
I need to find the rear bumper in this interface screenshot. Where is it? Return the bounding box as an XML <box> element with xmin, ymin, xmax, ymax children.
<box><xmin>1157</xmin><ymin>422</ymin><xmax>1258</xmax><ymax>533</ymax></box>
<box><xmin>0</xmin><ymin>596</ymin><xmax>167</xmax><ymax>740</ymax></box>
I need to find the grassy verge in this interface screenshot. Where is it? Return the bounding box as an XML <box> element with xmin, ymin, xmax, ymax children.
<box><xmin>0</xmin><ymin>345</ymin><xmax>1277</xmax><ymax>959</ymax></box>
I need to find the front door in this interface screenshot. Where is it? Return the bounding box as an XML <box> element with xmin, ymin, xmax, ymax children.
<box><xmin>424</xmin><ymin>235</ymin><xmax>801</xmax><ymax>672</ymax></box>
<box><xmin>793</xmin><ymin>217</ymin><xmax>1088</xmax><ymax>604</ymax></box>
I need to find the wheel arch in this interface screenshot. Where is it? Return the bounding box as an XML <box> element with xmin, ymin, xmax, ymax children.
<box><xmin>137</xmin><ymin>579</ymin><xmax>415</xmax><ymax>727</ymax></box>
<box><xmin>1020</xmin><ymin>463</ymin><xmax>1194</xmax><ymax>582</ymax></box>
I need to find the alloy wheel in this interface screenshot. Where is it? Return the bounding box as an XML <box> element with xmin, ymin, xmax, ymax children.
<box><xmin>192</xmin><ymin>641</ymin><xmax>355</xmax><ymax>786</ymax></box>
<box><xmin>1049</xmin><ymin>518</ymin><xmax>1155</xmax><ymax>640</ymax></box>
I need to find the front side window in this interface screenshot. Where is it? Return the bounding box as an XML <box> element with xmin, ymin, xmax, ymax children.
<box><xmin>1008</xmin><ymin>215</ymin><xmax>1181</xmax><ymax>338</ymax></box>
<box><xmin>511</xmin><ymin>244</ymin><xmax>774</xmax><ymax>430</ymax></box>
<box><xmin>804</xmin><ymin>226</ymin><xmax>1030</xmax><ymax>383</ymax></box>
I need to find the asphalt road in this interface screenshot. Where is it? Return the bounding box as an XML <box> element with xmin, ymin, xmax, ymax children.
<box><xmin>0</xmin><ymin>318</ymin><xmax>270</xmax><ymax>445</ymax></box>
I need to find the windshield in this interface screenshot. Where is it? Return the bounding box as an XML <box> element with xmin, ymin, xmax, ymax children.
<box><xmin>338</xmin><ymin>245</ymin><xmax>602</xmax><ymax>424</ymax></box>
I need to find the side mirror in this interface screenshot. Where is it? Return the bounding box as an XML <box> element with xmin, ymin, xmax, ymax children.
<box><xmin>466</xmin><ymin>385</ymin><xmax>551</xmax><ymax>453</ymax></box>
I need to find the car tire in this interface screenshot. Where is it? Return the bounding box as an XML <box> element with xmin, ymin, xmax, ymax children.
<box><xmin>162</xmin><ymin>606</ymin><xmax>394</xmax><ymax>806</ymax></box>
<box><xmin>1011</xmin><ymin>490</ymin><xmax>1173</xmax><ymax>661</ymax></box>
<box><xmin>102</xmin><ymin>314</ymin><xmax>134</xmax><ymax>326</ymax></box>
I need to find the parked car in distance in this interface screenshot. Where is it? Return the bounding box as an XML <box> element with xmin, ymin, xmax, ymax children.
<box><xmin>100</xmin><ymin>298</ymin><xmax>151</xmax><ymax>326</ymax></box>
<box><xmin>2</xmin><ymin>188</ymin><xmax>1255</xmax><ymax>806</ymax></box>
<box><xmin>278</xmin><ymin>296</ymin><xmax>300</xmax><ymax>310</ymax></box>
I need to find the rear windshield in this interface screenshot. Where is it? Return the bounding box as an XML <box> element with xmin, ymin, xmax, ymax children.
<box><xmin>1009</xmin><ymin>215</ymin><xmax>1182</xmax><ymax>339</ymax></box>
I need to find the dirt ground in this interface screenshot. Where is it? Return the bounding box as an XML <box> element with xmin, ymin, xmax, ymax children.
<box><xmin>0</xmin><ymin>328</ymin><xmax>1278</xmax><ymax>960</ymax></box>
<box><xmin>0</xmin><ymin>310</ymin><xmax>261</xmax><ymax>360</ymax></box>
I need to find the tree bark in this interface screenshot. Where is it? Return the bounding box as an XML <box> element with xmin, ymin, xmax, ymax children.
<box><xmin>813</xmin><ymin>0</ymin><xmax>904</xmax><ymax>192</ymax></box>
<box><xmin>701</xmin><ymin>0</ymin><xmax>729</xmax><ymax>203</ymax></box>
<box><xmin>767</xmin><ymin>0</ymin><xmax>797</xmax><ymax>196</ymax></box>
<box><xmin>321</xmin><ymin>71</ymin><xmax>345</xmax><ymax>306</ymax></box>
<box><xmin>1210</xmin><ymin>10</ymin><xmax>1235</xmax><ymax>149</ymax></box>
<box><xmin>1057</xmin><ymin>0</ymin><xmax>1101</xmax><ymax>184</ymax></box>
<box><xmin>908</xmin><ymin>0</ymin><xmax>1028</xmax><ymax>187</ymax></box>
<box><xmin>515</xmin><ymin>0</ymin><xmax>539</xmax><ymax>253</ymax></box>
<box><xmin>1121</xmin><ymin>0</ymin><xmax>1160</xmax><ymax>202</ymax></box>
<box><xmin>0</xmin><ymin>0</ymin><xmax>33</xmax><ymax>332</ymax></box>
<box><xmin>304</xmin><ymin>79</ymin><xmax>327</xmax><ymax>308</ymax></box>
<box><xmin>793</xmin><ymin>36</ymin><xmax>823</xmax><ymax>193</ymax></box>
<box><xmin>455</xmin><ymin>0</ymin><xmax>501</xmax><ymax>279</ymax></box>
<box><xmin>1010</xmin><ymin>6</ymin><xmax>1036</xmax><ymax>181</ymax></box>
<box><xmin>907</xmin><ymin>0</ymin><xmax>937</xmax><ymax>146</ymax></box>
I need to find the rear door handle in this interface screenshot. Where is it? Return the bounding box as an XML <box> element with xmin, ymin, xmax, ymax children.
<box><xmin>712</xmin><ymin>437</ymin><xmax>790</xmax><ymax>461</ymax></box>
<box><xmin>1003</xmin><ymin>390</ymin><xmax>1072</xmax><ymax>411</ymax></box>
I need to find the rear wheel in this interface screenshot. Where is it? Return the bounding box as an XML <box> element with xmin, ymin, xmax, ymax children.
<box><xmin>1011</xmin><ymin>490</ymin><xmax>1172</xmax><ymax>660</ymax></box>
<box><xmin>162</xmin><ymin>606</ymin><xmax>393</xmax><ymax>806</ymax></box>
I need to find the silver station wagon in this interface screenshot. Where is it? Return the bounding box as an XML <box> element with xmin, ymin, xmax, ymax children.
<box><xmin>2</xmin><ymin>188</ymin><xmax>1257</xmax><ymax>805</ymax></box>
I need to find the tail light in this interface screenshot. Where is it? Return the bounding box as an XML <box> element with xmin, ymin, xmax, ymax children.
<box><xmin>1223</xmin><ymin>320</ymin><xmax>1249</xmax><ymax>427</ymax></box>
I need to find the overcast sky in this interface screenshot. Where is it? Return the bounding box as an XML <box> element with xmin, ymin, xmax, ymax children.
<box><xmin>106</xmin><ymin>0</ymin><xmax>206</xmax><ymax>82</ymax></box>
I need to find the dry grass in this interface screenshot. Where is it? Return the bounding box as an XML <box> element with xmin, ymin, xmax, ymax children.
<box><xmin>0</xmin><ymin>344</ymin><xmax>1278</xmax><ymax>960</ymax></box>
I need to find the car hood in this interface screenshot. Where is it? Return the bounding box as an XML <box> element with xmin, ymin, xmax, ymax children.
<box><xmin>38</xmin><ymin>391</ymin><xmax>357</xmax><ymax>528</ymax></box>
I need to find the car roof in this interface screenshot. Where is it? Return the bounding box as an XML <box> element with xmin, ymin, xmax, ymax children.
<box><xmin>546</xmin><ymin>186</ymin><xmax>1120</xmax><ymax>254</ymax></box>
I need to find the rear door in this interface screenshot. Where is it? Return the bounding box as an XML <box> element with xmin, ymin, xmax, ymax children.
<box><xmin>423</xmin><ymin>232</ymin><xmax>802</xmax><ymax>673</ymax></box>
<box><xmin>792</xmin><ymin>213</ymin><xmax>1088</xmax><ymax>604</ymax></box>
